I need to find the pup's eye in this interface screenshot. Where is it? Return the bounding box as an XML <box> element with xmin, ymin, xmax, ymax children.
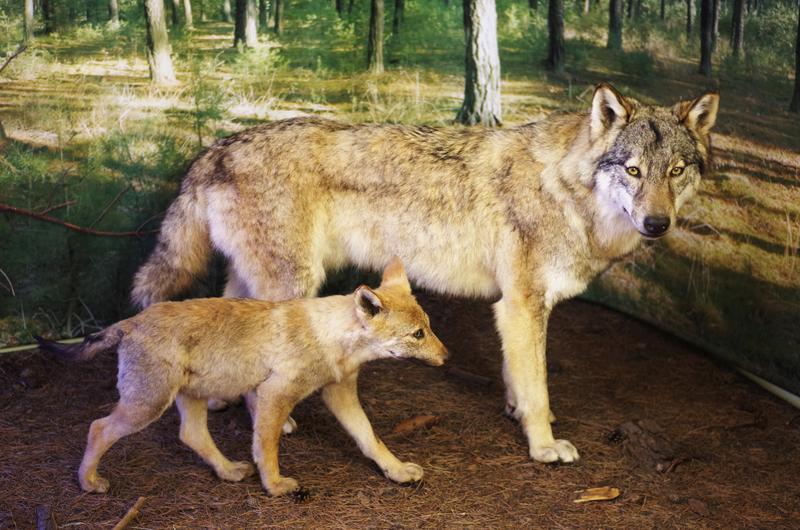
<box><xmin>412</xmin><ymin>329</ymin><xmax>425</xmax><ymax>340</ymax></box>
<box><xmin>626</xmin><ymin>166</ymin><xmax>640</xmax><ymax>177</ymax></box>
<box><xmin>670</xmin><ymin>166</ymin><xmax>684</xmax><ymax>176</ymax></box>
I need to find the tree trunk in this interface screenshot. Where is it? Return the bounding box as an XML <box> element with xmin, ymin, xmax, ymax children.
<box><xmin>109</xmin><ymin>0</ymin><xmax>120</xmax><ymax>26</ymax></box>
<box><xmin>626</xmin><ymin>0</ymin><xmax>632</xmax><ymax>18</ymax></box>
<box><xmin>336</xmin><ymin>0</ymin><xmax>344</xmax><ymax>15</ymax></box>
<box><xmin>529</xmin><ymin>0</ymin><xmax>538</xmax><ymax>10</ymax></box>
<box><xmin>634</xmin><ymin>0</ymin><xmax>641</xmax><ymax>18</ymax></box>
<box><xmin>545</xmin><ymin>0</ymin><xmax>564</xmax><ymax>72</ymax></box>
<box><xmin>457</xmin><ymin>0</ymin><xmax>501</xmax><ymax>126</ymax></box>
<box><xmin>730</xmin><ymin>0</ymin><xmax>744</xmax><ymax>58</ymax></box>
<box><xmin>171</xmin><ymin>0</ymin><xmax>181</xmax><ymax>26</ymax></box>
<box><xmin>711</xmin><ymin>0</ymin><xmax>719</xmax><ymax>52</ymax></box>
<box><xmin>393</xmin><ymin>0</ymin><xmax>404</xmax><ymax>34</ymax></box>
<box><xmin>24</xmin><ymin>0</ymin><xmax>34</xmax><ymax>43</ymax></box>
<box><xmin>273</xmin><ymin>0</ymin><xmax>283</xmax><ymax>34</ymax></box>
<box><xmin>259</xmin><ymin>0</ymin><xmax>269</xmax><ymax>28</ymax></box>
<box><xmin>790</xmin><ymin>4</ymin><xmax>799</xmax><ymax>112</ymax></box>
<box><xmin>183</xmin><ymin>0</ymin><xmax>193</xmax><ymax>28</ymax></box>
<box><xmin>583</xmin><ymin>0</ymin><xmax>590</xmax><ymax>14</ymax></box>
<box><xmin>699</xmin><ymin>0</ymin><xmax>713</xmax><ymax>76</ymax></box>
<box><xmin>42</xmin><ymin>0</ymin><xmax>54</xmax><ymax>33</ymax></box>
<box><xmin>608</xmin><ymin>0</ymin><xmax>623</xmax><ymax>49</ymax></box>
<box><xmin>222</xmin><ymin>0</ymin><xmax>233</xmax><ymax>22</ymax></box>
<box><xmin>234</xmin><ymin>0</ymin><xmax>258</xmax><ymax>47</ymax></box>
<box><xmin>143</xmin><ymin>0</ymin><xmax>178</xmax><ymax>85</ymax></box>
<box><xmin>660</xmin><ymin>0</ymin><xmax>665</xmax><ymax>19</ymax></box>
<box><xmin>686</xmin><ymin>0</ymin><xmax>694</xmax><ymax>35</ymax></box>
<box><xmin>367</xmin><ymin>0</ymin><xmax>384</xmax><ymax>72</ymax></box>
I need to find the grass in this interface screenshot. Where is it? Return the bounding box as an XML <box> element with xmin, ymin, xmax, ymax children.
<box><xmin>0</xmin><ymin>0</ymin><xmax>799</xmax><ymax>390</ymax></box>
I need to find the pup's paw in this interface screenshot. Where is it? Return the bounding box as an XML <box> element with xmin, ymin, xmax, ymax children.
<box><xmin>282</xmin><ymin>416</ymin><xmax>298</xmax><ymax>435</ymax></box>
<box><xmin>80</xmin><ymin>473</ymin><xmax>110</xmax><ymax>493</ymax></box>
<box><xmin>267</xmin><ymin>476</ymin><xmax>300</xmax><ymax>496</ymax></box>
<box><xmin>218</xmin><ymin>460</ymin><xmax>256</xmax><ymax>482</ymax></box>
<box><xmin>529</xmin><ymin>439</ymin><xmax>580</xmax><ymax>464</ymax></box>
<box><xmin>385</xmin><ymin>462</ymin><xmax>424</xmax><ymax>483</ymax></box>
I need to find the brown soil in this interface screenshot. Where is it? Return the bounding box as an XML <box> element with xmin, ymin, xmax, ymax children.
<box><xmin>1</xmin><ymin>295</ymin><xmax>799</xmax><ymax>529</ymax></box>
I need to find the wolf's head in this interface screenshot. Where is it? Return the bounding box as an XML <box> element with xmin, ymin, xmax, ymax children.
<box><xmin>591</xmin><ymin>83</ymin><xmax>719</xmax><ymax>239</ymax></box>
<box><xmin>353</xmin><ymin>257</ymin><xmax>449</xmax><ymax>367</ymax></box>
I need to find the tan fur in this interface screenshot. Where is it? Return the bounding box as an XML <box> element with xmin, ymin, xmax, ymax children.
<box><xmin>43</xmin><ymin>259</ymin><xmax>447</xmax><ymax>496</ymax></box>
<box><xmin>132</xmin><ymin>84</ymin><xmax>719</xmax><ymax>464</ymax></box>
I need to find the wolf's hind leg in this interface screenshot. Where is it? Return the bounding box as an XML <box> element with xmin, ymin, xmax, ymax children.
<box><xmin>176</xmin><ymin>393</ymin><xmax>255</xmax><ymax>481</ymax></box>
<box><xmin>78</xmin><ymin>400</ymin><xmax>166</xmax><ymax>493</ymax></box>
<box><xmin>321</xmin><ymin>373</ymin><xmax>423</xmax><ymax>484</ymax></box>
<box><xmin>251</xmin><ymin>382</ymin><xmax>300</xmax><ymax>496</ymax></box>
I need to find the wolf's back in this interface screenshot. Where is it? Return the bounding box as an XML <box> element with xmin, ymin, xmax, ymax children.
<box><xmin>131</xmin><ymin>182</ymin><xmax>212</xmax><ymax>309</ymax></box>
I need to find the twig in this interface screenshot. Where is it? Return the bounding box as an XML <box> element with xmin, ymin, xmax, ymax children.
<box><xmin>89</xmin><ymin>185</ymin><xmax>131</xmax><ymax>228</ymax></box>
<box><xmin>0</xmin><ymin>155</ymin><xmax>19</xmax><ymax>174</ymax></box>
<box><xmin>0</xmin><ymin>45</ymin><xmax>27</xmax><ymax>75</ymax></box>
<box><xmin>38</xmin><ymin>200</ymin><xmax>77</xmax><ymax>215</ymax></box>
<box><xmin>0</xmin><ymin>202</ymin><xmax>158</xmax><ymax>237</ymax></box>
<box><xmin>112</xmin><ymin>496</ymin><xmax>146</xmax><ymax>530</ymax></box>
<box><xmin>0</xmin><ymin>267</ymin><xmax>15</xmax><ymax>296</ymax></box>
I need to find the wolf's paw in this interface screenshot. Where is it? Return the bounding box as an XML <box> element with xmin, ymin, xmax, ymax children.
<box><xmin>385</xmin><ymin>462</ymin><xmax>424</xmax><ymax>484</ymax></box>
<box><xmin>282</xmin><ymin>416</ymin><xmax>298</xmax><ymax>435</ymax></box>
<box><xmin>267</xmin><ymin>476</ymin><xmax>300</xmax><ymax>496</ymax></box>
<box><xmin>218</xmin><ymin>460</ymin><xmax>256</xmax><ymax>482</ymax></box>
<box><xmin>530</xmin><ymin>439</ymin><xmax>580</xmax><ymax>464</ymax></box>
<box><xmin>80</xmin><ymin>473</ymin><xmax>110</xmax><ymax>493</ymax></box>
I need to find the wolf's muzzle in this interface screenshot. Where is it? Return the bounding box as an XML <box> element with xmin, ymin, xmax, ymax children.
<box><xmin>643</xmin><ymin>215</ymin><xmax>670</xmax><ymax>237</ymax></box>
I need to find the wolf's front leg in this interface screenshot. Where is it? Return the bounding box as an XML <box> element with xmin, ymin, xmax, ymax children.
<box><xmin>251</xmin><ymin>383</ymin><xmax>301</xmax><ymax>496</ymax></box>
<box><xmin>321</xmin><ymin>373</ymin><xmax>423</xmax><ymax>484</ymax></box>
<box><xmin>493</xmin><ymin>293</ymin><xmax>579</xmax><ymax>464</ymax></box>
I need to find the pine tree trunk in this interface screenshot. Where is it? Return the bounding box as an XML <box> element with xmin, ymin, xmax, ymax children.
<box><xmin>336</xmin><ymin>0</ymin><xmax>344</xmax><ymax>15</ymax></box>
<box><xmin>529</xmin><ymin>0</ymin><xmax>538</xmax><ymax>10</ymax></box>
<box><xmin>234</xmin><ymin>0</ymin><xmax>258</xmax><ymax>47</ymax></box>
<box><xmin>626</xmin><ymin>0</ymin><xmax>632</xmax><ymax>18</ymax></box>
<box><xmin>274</xmin><ymin>0</ymin><xmax>283</xmax><ymax>34</ymax></box>
<box><xmin>699</xmin><ymin>0</ymin><xmax>713</xmax><ymax>76</ymax></box>
<box><xmin>24</xmin><ymin>0</ymin><xmax>35</xmax><ymax>43</ymax></box>
<box><xmin>686</xmin><ymin>0</ymin><xmax>694</xmax><ymax>35</ymax></box>
<box><xmin>171</xmin><ymin>0</ymin><xmax>181</xmax><ymax>26</ymax></box>
<box><xmin>790</xmin><ymin>4</ymin><xmax>799</xmax><ymax>112</ymax></box>
<box><xmin>259</xmin><ymin>0</ymin><xmax>269</xmax><ymax>28</ymax></box>
<box><xmin>183</xmin><ymin>0</ymin><xmax>193</xmax><ymax>28</ymax></box>
<box><xmin>457</xmin><ymin>0</ymin><xmax>501</xmax><ymax>126</ymax></box>
<box><xmin>367</xmin><ymin>0</ymin><xmax>384</xmax><ymax>73</ymax></box>
<box><xmin>109</xmin><ymin>0</ymin><xmax>120</xmax><ymax>26</ymax></box>
<box><xmin>634</xmin><ymin>0</ymin><xmax>641</xmax><ymax>18</ymax></box>
<box><xmin>660</xmin><ymin>0</ymin><xmax>665</xmax><ymax>19</ymax></box>
<box><xmin>222</xmin><ymin>0</ymin><xmax>233</xmax><ymax>22</ymax></box>
<box><xmin>583</xmin><ymin>0</ymin><xmax>590</xmax><ymax>15</ymax></box>
<box><xmin>608</xmin><ymin>0</ymin><xmax>623</xmax><ymax>49</ymax></box>
<box><xmin>545</xmin><ymin>0</ymin><xmax>564</xmax><ymax>72</ymax></box>
<box><xmin>144</xmin><ymin>0</ymin><xmax>178</xmax><ymax>85</ymax></box>
<box><xmin>730</xmin><ymin>0</ymin><xmax>744</xmax><ymax>58</ymax></box>
<box><xmin>42</xmin><ymin>0</ymin><xmax>54</xmax><ymax>33</ymax></box>
<box><xmin>711</xmin><ymin>0</ymin><xmax>719</xmax><ymax>52</ymax></box>
<box><xmin>393</xmin><ymin>0</ymin><xmax>404</xmax><ymax>34</ymax></box>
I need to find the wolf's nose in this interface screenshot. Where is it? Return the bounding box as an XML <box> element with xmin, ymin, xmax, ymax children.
<box><xmin>643</xmin><ymin>216</ymin><xmax>670</xmax><ymax>236</ymax></box>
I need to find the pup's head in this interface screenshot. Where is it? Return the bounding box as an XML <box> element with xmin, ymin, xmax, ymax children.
<box><xmin>591</xmin><ymin>83</ymin><xmax>719</xmax><ymax>238</ymax></box>
<box><xmin>353</xmin><ymin>257</ymin><xmax>449</xmax><ymax>367</ymax></box>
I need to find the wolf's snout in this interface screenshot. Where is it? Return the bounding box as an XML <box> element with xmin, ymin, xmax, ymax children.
<box><xmin>643</xmin><ymin>215</ymin><xmax>670</xmax><ymax>237</ymax></box>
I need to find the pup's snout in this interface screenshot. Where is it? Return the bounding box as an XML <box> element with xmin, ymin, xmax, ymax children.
<box><xmin>643</xmin><ymin>215</ymin><xmax>671</xmax><ymax>237</ymax></box>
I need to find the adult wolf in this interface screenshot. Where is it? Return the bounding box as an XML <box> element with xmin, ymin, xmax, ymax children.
<box><xmin>132</xmin><ymin>83</ymin><xmax>719</xmax><ymax>464</ymax></box>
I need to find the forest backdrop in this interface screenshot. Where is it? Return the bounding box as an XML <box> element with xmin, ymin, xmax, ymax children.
<box><xmin>1</xmin><ymin>0</ymin><xmax>799</xmax><ymax>392</ymax></box>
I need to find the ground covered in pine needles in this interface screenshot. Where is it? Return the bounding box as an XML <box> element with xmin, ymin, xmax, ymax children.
<box><xmin>1</xmin><ymin>295</ymin><xmax>799</xmax><ymax>529</ymax></box>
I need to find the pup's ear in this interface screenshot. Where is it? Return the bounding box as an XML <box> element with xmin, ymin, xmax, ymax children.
<box><xmin>354</xmin><ymin>285</ymin><xmax>384</xmax><ymax>320</ymax></box>
<box><xmin>380</xmin><ymin>256</ymin><xmax>411</xmax><ymax>293</ymax></box>
<box><xmin>673</xmin><ymin>92</ymin><xmax>719</xmax><ymax>136</ymax></box>
<box><xmin>590</xmin><ymin>83</ymin><xmax>632</xmax><ymax>140</ymax></box>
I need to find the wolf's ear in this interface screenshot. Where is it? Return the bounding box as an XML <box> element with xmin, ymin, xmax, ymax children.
<box><xmin>590</xmin><ymin>83</ymin><xmax>632</xmax><ymax>140</ymax></box>
<box><xmin>355</xmin><ymin>285</ymin><xmax>384</xmax><ymax>320</ymax></box>
<box><xmin>380</xmin><ymin>256</ymin><xmax>411</xmax><ymax>293</ymax></box>
<box><xmin>674</xmin><ymin>92</ymin><xmax>719</xmax><ymax>136</ymax></box>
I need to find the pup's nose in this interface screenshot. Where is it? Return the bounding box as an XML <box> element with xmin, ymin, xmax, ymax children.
<box><xmin>643</xmin><ymin>215</ymin><xmax>670</xmax><ymax>237</ymax></box>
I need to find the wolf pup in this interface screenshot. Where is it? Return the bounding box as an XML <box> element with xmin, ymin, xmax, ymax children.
<box><xmin>131</xmin><ymin>83</ymin><xmax>719</xmax><ymax>464</ymax></box>
<box><xmin>39</xmin><ymin>258</ymin><xmax>447</xmax><ymax>496</ymax></box>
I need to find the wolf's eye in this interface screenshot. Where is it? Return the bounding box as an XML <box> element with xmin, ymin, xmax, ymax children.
<box><xmin>626</xmin><ymin>166</ymin><xmax>640</xmax><ymax>177</ymax></box>
<box><xmin>412</xmin><ymin>329</ymin><xmax>425</xmax><ymax>340</ymax></box>
<box><xmin>670</xmin><ymin>166</ymin><xmax>684</xmax><ymax>176</ymax></box>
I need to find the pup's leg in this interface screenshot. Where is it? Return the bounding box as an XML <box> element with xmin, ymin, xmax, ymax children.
<box><xmin>251</xmin><ymin>382</ymin><xmax>299</xmax><ymax>496</ymax></box>
<box><xmin>244</xmin><ymin>389</ymin><xmax>296</xmax><ymax>434</ymax></box>
<box><xmin>78</xmin><ymin>401</ymin><xmax>165</xmax><ymax>493</ymax></box>
<box><xmin>176</xmin><ymin>393</ymin><xmax>255</xmax><ymax>481</ymax></box>
<box><xmin>494</xmin><ymin>292</ymin><xmax>579</xmax><ymax>464</ymax></box>
<box><xmin>321</xmin><ymin>373</ymin><xmax>423</xmax><ymax>483</ymax></box>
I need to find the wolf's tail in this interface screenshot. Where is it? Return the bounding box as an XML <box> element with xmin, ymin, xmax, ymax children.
<box><xmin>36</xmin><ymin>325</ymin><xmax>125</xmax><ymax>362</ymax></box>
<box><xmin>131</xmin><ymin>187</ymin><xmax>212</xmax><ymax>309</ymax></box>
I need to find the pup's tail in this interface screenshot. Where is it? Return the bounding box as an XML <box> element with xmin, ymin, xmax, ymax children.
<box><xmin>131</xmin><ymin>181</ymin><xmax>212</xmax><ymax>309</ymax></box>
<box><xmin>35</xmin><ymin>325</ymin><xmax>124</xmax><ymax>362</ymax></box>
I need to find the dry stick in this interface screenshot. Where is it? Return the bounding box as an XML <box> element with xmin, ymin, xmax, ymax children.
<box><xmin>112</xmin><ymin>496</ymin><xmax>146</xmax><ymax>530</ymax></box>
<box><xmin>38</xmin><ymin>200</ymin><xmax>77</xmax><ymax>215</ymax></box>
<box><xmin>89</xmin><ymin>185</ymin><xmax>131</xmax><ymax>228</ymax></box>
<box><xmin>0</xmin><ymin>45</ymin><xmax>27</xmax><ymax>74</ymax></box>
<box><xmin>0</xmin><ymin>202</ymin><xmax>158</xmax><ymax>237</ymax></box>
